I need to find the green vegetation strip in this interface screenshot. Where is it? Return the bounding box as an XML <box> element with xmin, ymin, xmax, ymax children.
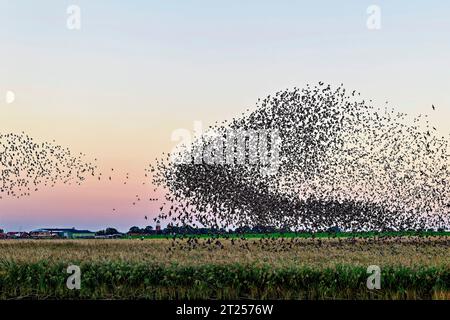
<box><xmin>0</xmin><ymin>261</ymin><xmax>448</xmax><ymax>299</ymax></box>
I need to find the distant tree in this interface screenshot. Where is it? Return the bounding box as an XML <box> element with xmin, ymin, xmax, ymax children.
<box><xmin>129</xmin><ymin>226</ymin><xmax>142</xmax><ymax>234</ymax></box>
<box><xmin>235</xmin><ymin>226</ymin><xmax>252</xmax><ymax>234</ymax></box>
<box><xmin>0</xmin><ymin>228</ymin><xmax>4</xmax><ymax>234</ymax></box>
<box><xmin>97</xmin><ymin>228</ymin><xmax>120</xmax><ymax>235</ymax></box>
<box><xmin>326</xmin><ymin>226</ymin><xmax>342</xmax><ymax>233</ymax></box>
<box><xmin>143</xmin><ymin>226</ymin><xmax>154</xmax><ymax>234</ymax></box>
<box><xmin>105</xmin><ymin>227</ymin><xmax>119</xmax><ymax>235</ymax></box>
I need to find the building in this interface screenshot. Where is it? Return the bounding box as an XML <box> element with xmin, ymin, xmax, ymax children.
<box><xmin>31</xmin><ymin>228</ymin><xmax>96</xmax><ymax>239</ymax></box>
<box><xmin>95</xmin><ymin>234</ymin><xmax>123</xmax><ymax>239</ymax></box>
<box><xmin>5</xmin><ymin>232</ymin><xmax>29</xmax><ymax>239</ymax></box>
<box><xmin>29</xmin><ymin>230</ymin><xmax>59</xmax><ymax>239</ymax></box>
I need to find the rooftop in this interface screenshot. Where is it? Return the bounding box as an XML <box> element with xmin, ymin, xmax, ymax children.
<box><xmin>32</xmin><ymin>228</ymin><xmax>94</xmax><ymax>233</ymax></box>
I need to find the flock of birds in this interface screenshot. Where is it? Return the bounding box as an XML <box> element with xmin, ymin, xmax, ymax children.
<box><xmin>151</xmin><ymin>83</ymin><xmax>450</xmax><ymax>232</ymax></box>
<box><xmin>0</xmin><ymin>132</ymin><xmax>96</xmax><ymax>199</ymax></box>
<box><xmin>0</xmin><ymin>132</ymin><xmax>156</xmax><ymax>214</ymax></box>
<box><xmin>1</xmin><ymin>83</ymin><xmax>450</xmax><ymax>233</ymax></box>
<box><xmin>162</xmin><ymin>234</ymin><xmax>450</xmax><ymax>254</ymax></box>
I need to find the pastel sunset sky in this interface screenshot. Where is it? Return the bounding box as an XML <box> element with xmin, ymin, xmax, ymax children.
<box><xmin>1</xmin><ymin>0</ymin><xmax>449</xmax><ymax>231</ymax></box>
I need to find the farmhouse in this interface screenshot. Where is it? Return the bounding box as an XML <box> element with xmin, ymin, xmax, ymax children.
<box><xmin>31</xmin><ymin>228</ymin><xmax>95</xmax><ymax>239</ymax></box>
<box><xmin>5</xmin><ymin>232</ymin><xmax>29</xmax><ymax>239</ymax></box>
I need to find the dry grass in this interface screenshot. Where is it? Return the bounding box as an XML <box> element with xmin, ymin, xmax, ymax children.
<box><xmin>0</xmin><ymin>237</ymin><xmax>448</xmax><ymax>299</ymax></box>
<box><xmin>0</xmin><ymin>236</ymin><xmax>448</xmax><ymax>269</ymax></box>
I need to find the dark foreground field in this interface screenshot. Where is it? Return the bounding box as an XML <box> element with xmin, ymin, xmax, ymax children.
<box><xmin>0</xmin><ymin>236</ymin><xmax>448</xmax><ymax>299</ymax></box>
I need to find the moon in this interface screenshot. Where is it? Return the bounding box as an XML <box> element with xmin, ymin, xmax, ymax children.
<box><xmin>6</xmin><ymin>91</ymin><xmax>15</xmax><ymax>104</ymax></box>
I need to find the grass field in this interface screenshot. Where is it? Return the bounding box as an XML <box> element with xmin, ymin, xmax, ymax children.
<box><xmin>0</xmin><ymin>236</ymin><xmax>449</xmax><ymax>299</ymax></box>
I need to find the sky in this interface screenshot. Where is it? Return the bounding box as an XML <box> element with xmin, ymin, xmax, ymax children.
<box><xmin>1</xmin><ymin>0</ymin><xmax>450</xmax><ymax>232</ymax></box>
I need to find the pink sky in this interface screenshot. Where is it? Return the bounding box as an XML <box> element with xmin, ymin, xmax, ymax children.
<box><xmin>1</xmin><ymin>1</ymin><xmax>450</xmax><ymax>231</ymax></box>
